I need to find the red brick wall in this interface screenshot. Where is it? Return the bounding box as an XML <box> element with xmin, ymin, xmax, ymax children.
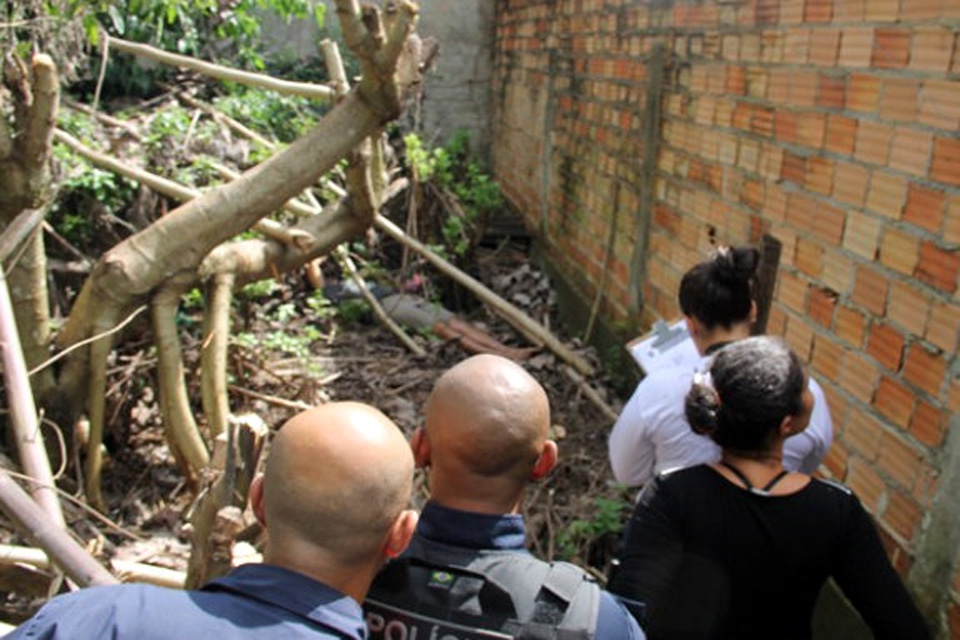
<box><xmin>492</xmin><ymin>0</ymin><xmax>960</xmax><ymax>633</ymax></box>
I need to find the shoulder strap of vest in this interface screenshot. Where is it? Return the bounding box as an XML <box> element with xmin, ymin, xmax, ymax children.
<box><xmin>366</xmin><ymin>550</ymin><xmax>598</xmax><ymax>640</ymax></box>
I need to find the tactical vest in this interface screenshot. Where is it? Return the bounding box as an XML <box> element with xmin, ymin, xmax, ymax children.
<box><xmin>365</xmin><ymin>536</ymin><xmax>600</xmax><ymax>640</ymax></box>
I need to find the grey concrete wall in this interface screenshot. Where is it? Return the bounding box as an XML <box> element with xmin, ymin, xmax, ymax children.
<box><xmin>413</xmin><ymin>0</ymin><xmax>494</xmax><ymax>156</ymax></box>
<box><xmin>260</xmin><ymin>2</ymin><xmax>494</xmax><ymax>155</ymax></box>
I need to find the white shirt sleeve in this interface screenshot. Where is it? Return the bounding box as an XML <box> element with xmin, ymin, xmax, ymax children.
<box><xmin>608</xmin><ymin>381</ymin><xmax>658</xmax><ymax>487</ymax></box>
<box><xmin>783</xmin><ymin>376</ymin><xmax>834</xmax><ymax>474</ymax></box>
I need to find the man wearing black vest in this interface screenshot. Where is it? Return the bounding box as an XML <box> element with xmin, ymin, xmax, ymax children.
<box><xmin>365</xmin><ymin>355</ymin><xmax>645</xmax><ymax>640</ymax></box>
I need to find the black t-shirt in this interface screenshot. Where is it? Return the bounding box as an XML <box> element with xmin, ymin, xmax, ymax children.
<box><xmin>608</xmin><ymin>465</ymin><xmax>929</xmax><ymax>640</ymax></box>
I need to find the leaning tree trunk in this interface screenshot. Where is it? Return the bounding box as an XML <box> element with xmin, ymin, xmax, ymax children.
<box><xmin>49</xmin><ymin>0</ymin><xmax>421</xmax><ymax>507</ymax></box>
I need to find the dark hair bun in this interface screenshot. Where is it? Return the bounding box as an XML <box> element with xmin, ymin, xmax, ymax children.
<box><xmin>685</xmin><ymin>380</ymin><xmax>721</xmax><ymax>436</ymax></box>
<box><xmin>711</xmin><ymin>246</ymin><xmax>760</xmax><ymax>284</ymax></box>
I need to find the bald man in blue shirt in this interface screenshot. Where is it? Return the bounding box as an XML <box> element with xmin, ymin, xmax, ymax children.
<box><xmin>6</xmin><ymin>402</ymin><xmax>418</xmax><ymax>640</ymax></box>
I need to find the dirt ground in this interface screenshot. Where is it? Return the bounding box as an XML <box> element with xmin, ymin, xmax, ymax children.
<box><xmin>0</xmin><ymin>237</ymin><xmax>636</xmax><ymax>623</ymax></box>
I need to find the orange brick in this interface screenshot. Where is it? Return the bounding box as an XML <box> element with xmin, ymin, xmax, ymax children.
<box><xmin>853</xmin><ymin>265</ymin><xmax>889</xmax><ymax>316</ymax></box>
<box><xmin>910</xmin><ymin>28</ymin><xmax>955</xmax><ymax>73</ymax></box>
<box><xmin>880</xmin><ymin>78</ymin><xmax>920</xmax><ymax>123</ymax></box>
<box><xmin>788</xmin><ymin>72</ymin><xmax>820</xmax><ymax>108</ymax></box>
<box><xmin>809</xmin><ymin>287</ymin><xmax>837</xmax><ymax>327</ymax></box>
<box><xmin>839</xmin><ymin>28</ymin><xmax>875</xmax><ymax>67</ymax></box>
<box><xmin>904</xmin><ymin>183</ymin><xmax>946</xmax><ymax>233</ymax></box>
<box><xmin>787</xmin><ymin>193</ymin><xmax>816</xmax><ymax>232</ymax></box>
<box><xmin>847</xmin><ymin>456</ymin><xmax>885</xmax><ymax>513</ymax></box>
<box><xmin>888</xmin><ymin>128</ymin><xmax>932</xmax><ymax>178</ymax></box>
<box><xmin>867</xmin><ymin>323</ymin><xmax>906</xmax><ymax>372</ymax></box>
<box><xmin>806</xmin><ymin>0</ymin><xmax>834</xmax><ymax>22</ymax></box>
<box><xmin>926</xmin><ymin>301</ymin><xmax>960</xmax><ymax>353</ymax></box>
<box><xmin>775</xmin><ymin>111</ymin><xmax>798</xmax><ymax>144</ymax></box>
<box><xmin>916</xmin><ymin>241</ymin><xmax>960</xmax><ymax>294</ymax></box>
<box><xmin>810</xmin><ymin>29</ymin><xmax>841</xmax><ymax>68</ymax></box>
<box><xmin>910</xmin><ymin>400</ymin><xmax>946</xmax><ymax>448</ymax></box>
<box><xmin>725</xmin><ymin>65</ymin><xmax>747</xmax><ymax>95</ymax></box>
<box><xmin>887</xmin><ymin>281</ymin><xmax>930</xmax><ymax>336</ymax></box>
<box><xmin>812</xmin><ymin>333</ymin><xmax>844</xmax><ymax>381</ymax></box>
<box><xmin>840</xmin><ymin>351</ymin><xmax>880</xmax><ymax>403</ymax></box>
<box><xmin>812</xmin><ymin>202</ymin><xmax>845</xmax><ymax>245</ymax></box>
<box><xmin>767</xmin><ymin>69</ymin><xmax>792</xmax><ymax>104</ymax></box>
<box><xmin>878</xmin><ymin>431</ymin><xmax>925</xmax><ymax>490</ymax></box>
<box><xmin>805</xmin><ymin>156</ymin><xmax>835</xmax><ymax>195</ymax></box>
<box><xmin>900</xmin><ymin>0</ymin><xmax>942</xmax><ymax>20</ymax></box>
<box><xmin>835</xmin><ymin>305</ymin><xmax>867</xmax><ymax>346</ymax></box>
<box><xmin>756</xmin><ymin>0</ymin><xmax>780</xmax><ymax>24</ymax></box>
<box><xmin>945</xmin><ymin>195</ymin><xmax>960</xmax><ymax>244</ymax></box>
<box><xmin>866</xmin><ymin>171</ymin><xmax>907</xmax><ymax>219</ymax></box>
<box><xmin>882</xmin><ymin>490</ymin><xmax>924</xmax><ymax>542</ymax></box>
<box><xmin>880</xmin><ymin>228</ymin><xmax>920</xmax><ymax>276</ymax></box>
<box><xmin>785</xmin><ymin>315</ymin><xmax>815</xmax><ymax>360</ymax></box>
<box><xmin>855</xmin><ymin>120</ymin><xmax>893</xmax><ymax>166</ymax></box>
<box><xmin>833</xmin><ymin>0</ymin><xmax>865</xmax><ymax>21</ymax></box>
<box><xmin>847</xmin><ymin>73</ymin><xmax>882</xmax><ymax>113</ymax></box>
<box><xmin>846</xmin><ymin>413</ymin><xmax>883</xmax><ymax>463</ymax></box>
<box><xmin>823</xmin><ymin>439</ymin><xmax>849</xmax><ymax>480</ymax></box>
<box><xmin>872</xmin><ymin>29</ymin><xmax>910</xmax><ymax>69</ymax></box>
<box><xmin>825</xmin><ymin>114</ymin><xmax>858</xmax><ymax>155</ymax></box>
<box><xmin>768</xmin><ymin>305</ymin><xmax>787</xmax><ymax>335</ymax></box>
<box><xmin>752</xmin><ymin>107</ymin><xmax>775</xmax><ymax>137</ymax></box>
<box><xmin>843</xmin><ymin>210</ymin><xmax>882</xmax><ymax>259</ymax></box>
<box><xmin>821</xmin><ymin>249</ymin><xmax>855</xmax><ymax>294</ymax></box>
<box><xmin>874</xmin><ymin>376</ymin><xmax>915</xmax><ymax>428</ymax></box>
<box><xmin>903</xmin><ymin>344</ymin><xmax>947</xmax><ymax>396</ymax></box>
<box><xmin>817</xmin><ymin>74</ymin><xmax>846</xmax><ymax>109</ymax></box>
<box><xmin>832</xmin><ymin>162</ymin><xmax>868</xmax><ymax>208</ymax></box>
<box><xmin>784</xmin><ymin>28</ymin><xmax>811</xmax><ymax>64</ymax></box>
<box><xmin>781</xmin><ymin>150</ymin><xmax>807</xmax><ymax>184</ymax></box>
<box><xmin>796</xmin><ymin>113</ymin><xmax>827</xmax><ymax>149</ymax></box>
<box><xmin>778</xmin><ymin>271</ymin><xmax>808</xmax><ymax>313</ymax></box>
<box><xmin>796</xmin><ymin>238</ymin><xmax>824</xmax><ymax>277</ymax></box>
<box><xmin>932</xmin><ymin>136</ymin><xmax>960</xmax><ymax>187</ymax></box>
<box><xmin>863</xmin><ymin>0</ymin><xmax>899</xmax><ymax>22</ymax></box>
<box><xmin>919</xmin><ymin>80</ymin><xmax>960</xmax><ymax>130</ymax></box>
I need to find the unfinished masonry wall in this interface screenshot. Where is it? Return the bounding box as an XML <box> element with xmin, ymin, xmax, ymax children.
<box><xmin>492</xmin><ymin>1</ymin><xmax>960</xmax><ymax>635</ymax></box>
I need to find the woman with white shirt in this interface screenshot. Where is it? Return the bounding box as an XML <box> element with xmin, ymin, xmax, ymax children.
<box><xmin>608</xmin><ymin>245</ymin><xmax>833</xmax><ymax>491</ymax></box>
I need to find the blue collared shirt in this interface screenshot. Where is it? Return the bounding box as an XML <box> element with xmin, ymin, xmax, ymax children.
<box><xmin>412</xmin><ymin>502</ymin><xmax>645</xmax><ymax>640</ymax></box>
<box><xmin>5</xmin><ymin>564</ymin><xmax>366</xmax><ymax>640</ymax></box>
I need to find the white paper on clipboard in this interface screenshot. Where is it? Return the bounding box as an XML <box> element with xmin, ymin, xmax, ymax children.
<box><xmin>627</xmin><ymin>319</ymin><xmax>701</xmax><ymax>375</ymax></box>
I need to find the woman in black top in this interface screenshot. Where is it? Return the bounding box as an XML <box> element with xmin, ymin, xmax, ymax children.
<box><xmin>608</xmin><ymin>337</ymin><xmax>929</xmax><ymax>640</ymax></box>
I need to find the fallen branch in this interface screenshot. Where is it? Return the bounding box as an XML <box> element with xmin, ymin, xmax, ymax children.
<box><xmin>108</xmin><ymin>35</ymin><xmax>335</xmax><ymax>101</ymax></box>
<box><xmin>0</xmin><ymin>544</ymin><xmax>185</xmax><ymax>589</ymax></box>
<box><xmin>0</xmin><ymin>468</ymin><xmax>116</xmax><ymax>586</ymax></box>
<box><xmin>0</xmin><ymin>216</ymin><xmax>64</xmax><ymax>526</ymax></box>
<box><xmin>373</xmin><ymin>215</ymin><xmax>597</xmax><ymax>377</ymax></box>
<box><xmin>227</xmin><ymin>385</ymin><xmax>314</xmax><ymax>412</ymax></box>
<box><xmin>561</xmin><ymin>366</ymin><xmax>619</xmax><ymax>423</ymax></box>
<box><xmin>334</xmin><ymin>246</ymin><xmax>426</xmax><ymax>357</ymax></box>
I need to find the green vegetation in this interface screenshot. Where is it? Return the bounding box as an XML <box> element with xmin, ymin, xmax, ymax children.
<box><xmin>403</xmin><ymin>131</ymin><xmax>504</xmax><ymax>257</ymax></box>
<box><xmin>556</xmin><ymin>496</ymin><xmax>631</xmax><ymax>563</ymax></box>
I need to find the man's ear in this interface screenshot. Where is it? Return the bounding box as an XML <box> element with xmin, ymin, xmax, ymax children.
<box><xmin>684</xmin><ymin>315</ymin><xmax>700</xmax><ymax>337</ymax></box>
<box><xmin>531</xmin><ymin>440</ymin><xmax>558</xmax><ymax>481</ymax></box>
<box><xmin>249</xmin><ymin>474</ymin><xmax>266</xmax><ymax>526</ymax></box>
<box><xmin>383</xmin><ymin>509</ymin><xmax>419</xmax><ymax>560</ymax></box>
<box><xmin>411</xmin><ymin>427</ymin><xmax>431</xmax><ymax>468</ymax></box>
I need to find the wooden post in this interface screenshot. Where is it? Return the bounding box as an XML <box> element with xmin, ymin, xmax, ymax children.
<box><xmin>751</xmin><ymin>234</ymin><xmax>783</xmax><ymax>336</ymax></box>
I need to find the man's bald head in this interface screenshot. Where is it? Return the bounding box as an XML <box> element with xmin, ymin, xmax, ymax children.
<box><xmin>423</xmin><ymin>355</ymin><xmax>552</xmax><ymax>493</ymax></box>
<box><xmin>261</xmin><ymin>402</ymin><xmax>414</xmax><ymax>565</ymax></box>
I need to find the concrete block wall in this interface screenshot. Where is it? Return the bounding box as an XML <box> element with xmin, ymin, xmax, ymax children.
<box><xmin>491</xmin><ymin>0</ymin><xmax>960</xmax><ymax>635</ymax></box>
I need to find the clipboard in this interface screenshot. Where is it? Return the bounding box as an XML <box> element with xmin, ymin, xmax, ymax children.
<box><xmin>627</xmin><ymin>319</ymin><xmax>701</xmax><ymax>375</ymax></box>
